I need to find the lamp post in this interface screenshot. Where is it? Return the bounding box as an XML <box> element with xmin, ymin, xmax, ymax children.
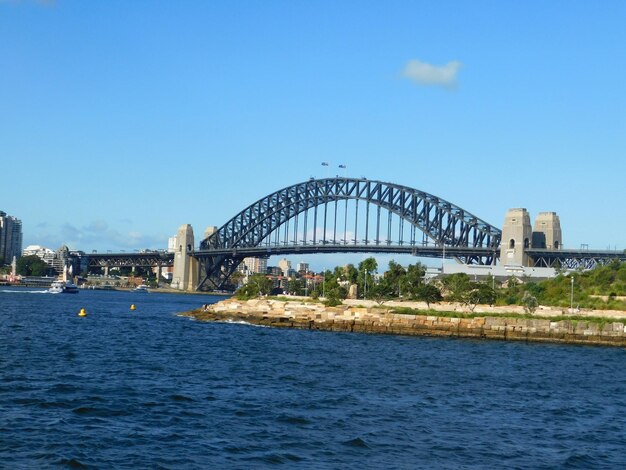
<box><xmin>363</xmin><ymin>267</ymin><xmax>368</xmax><ymax>298</ymax></box>
<box><xmin>570</xmin><ymin>275</ymin><xmax>574</xmax><ymax>312</ymax></box>
<box><xmin>304</xmin><ymin>269</ymin><xmax>308</xmax><ymax>297</ymax></box>
<box><xmin>442</xmin><ymin>244</ymin><xmax>446</xmax><ymax>272</ymax></box>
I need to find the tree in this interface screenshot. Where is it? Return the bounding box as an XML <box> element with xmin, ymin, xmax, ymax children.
<box><xmin>415</xmin><ymin>284</ymin><xmax>443</xmax><ymax>308</ymax></box>
<box><xmin>358</xmin><ymin>257</ymin><xmax>378</xmax><ymax>298</ymax></box>
<box><xmin>522</xmin><ymin>292</ymin><xmax>539</xmax><ymax>313</ymax></box>
<box><xmin>16</xmin><ymin>255</ymin><xmax>50</xmax><ymax>276</ymax></box>
<box><xmin>287</xmin><ymin>278</ymin><xmax>305</xmax><ymax>296</ymax></box>
<box><xmin>442</xmin><ymin>273</ymin><xmax>472</xmax><ymax>302</ymax></box>
<box><xmin>383</xmin><ymin>260</ymin><xmax>406</xmax><ymax>297</ymax></box>
<box><xmin>227</xmin><ymin>270</ymin><xmax>244</xmax><ymax>290</ymax></box>
<box><xmin>323</xmin><ymin>274</ymin><xmax>348</xmax><ymax>301</ymax></box>
<box><xmin>235</xmin><ymin>274</ymin><xmax>273</xmax><ymax>299</ymax></box>
<box><xmin>464</xmin><ymin>283</ymin><xmax>496</xmax><ymax>311</ymax></box>
<box><xmin>366</xmin><ymin>280</ymin><xmax>392</xmax><ymax>305</ymax></box>
<box><xmin>403</xmin><ymin>262</ymin><xmax>426</xmax><ymax>298</ymax></box>
<box><xmin>344</xmin><ymin>264</ymin><xmax>359</xmax><ymax>283</ymax></box>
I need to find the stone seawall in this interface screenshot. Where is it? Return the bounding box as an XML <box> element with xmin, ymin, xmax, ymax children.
<box><xmin>183</xmin><ymin>299</ymin><xmax>626</xmax><ymax>347</ymax></box>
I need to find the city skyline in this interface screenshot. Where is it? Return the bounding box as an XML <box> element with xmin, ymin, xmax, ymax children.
<box><xmin>2</xmin><ymin>1</ymin><xmax>625</xmax><ymax>271</ymax></box>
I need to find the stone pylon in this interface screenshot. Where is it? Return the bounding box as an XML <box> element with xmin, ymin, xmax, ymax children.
<box><xmin>172</xmin><ymin>224</ymin><xmax>198</xmax><ymax>291</ymax></box>
<box><xmin>532</xmin><ymin>212</ymin><xmax>562</xmax><ymax>250</ymax></box>
<box><xmin>500</xmin><ymin>208</ymin><xmax>532</xmax><ymax>266</ymax></box>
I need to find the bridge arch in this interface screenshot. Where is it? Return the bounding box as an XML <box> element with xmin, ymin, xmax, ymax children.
<box><xmin>196</xmin><ymin>177</ymin><xmax>501</xmax><ymax>290</ymax></box>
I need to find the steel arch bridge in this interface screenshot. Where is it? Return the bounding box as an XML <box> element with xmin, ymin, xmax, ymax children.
<box><xmin>194</xmin><ymin>177</ymin><xmax>501</xmax><ymax>290</ymax></box>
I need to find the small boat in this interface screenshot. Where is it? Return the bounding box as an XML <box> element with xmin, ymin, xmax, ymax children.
<box><xmin>133</xmin><ymin>284</ymin><xmax>150</xmax><ymax>293</ymax></box>
<box><xmin>48</xmin><ymin>280</ymin><xmax>80</xmax><ymax>294</ymax></box>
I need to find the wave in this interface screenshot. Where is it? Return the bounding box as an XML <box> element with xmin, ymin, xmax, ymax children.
<box><xmin>220</xmin><ymin>319</ymin><xmax>270</xmax><ymax>328</ymax></box>
<box><xmin>1</xmin><ymin>289</ymin><xmax>49</xmax><ymax>294</ymax></box>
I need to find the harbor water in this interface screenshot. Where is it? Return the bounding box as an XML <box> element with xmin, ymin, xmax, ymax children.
<box><xmin>2</xmin><ymin>288</ymin><xmax>626</xmax><ymax>468</ymax></box>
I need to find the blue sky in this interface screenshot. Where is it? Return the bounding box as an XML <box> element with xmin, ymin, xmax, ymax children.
<box><xmin>2</xmin><ymin>0</ymin><xmax>625</xmax><ymax>270</ymax></box>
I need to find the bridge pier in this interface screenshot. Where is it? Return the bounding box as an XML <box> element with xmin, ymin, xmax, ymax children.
<box><xmin>500</xmin><ymin>209</ymin><xmax>532</xmax><ymax>266</ymax></box>
<box><xmin>500</xmin><ymin>208</ymin><xmax>563</xmax><ymax>267</ymax></box>
<box><xmin>171</xmin><ymin>224</ymin><xmax>198</xmax><ymax>291</ymax></box>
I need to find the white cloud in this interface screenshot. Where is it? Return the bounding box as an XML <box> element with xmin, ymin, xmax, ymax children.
<box><xmin>26</xmin><ymin>221</ymin><xmax>166</xmax><ymax>251</ymax></box>
<box><xmin>401</xmin><ymin>59</ymin><xmax>462</xmax><ymax>89</ymax></box>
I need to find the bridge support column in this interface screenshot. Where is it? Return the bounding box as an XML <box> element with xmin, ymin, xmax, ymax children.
<box><xmin>500</xmin><ymin>208</ymin><xmax>532</xmax><ymax>266</ymax></box>
<box><xmin>172</xmin><ymin>224</ymin><xmax>198</xmax><ymax>291</ymax></box>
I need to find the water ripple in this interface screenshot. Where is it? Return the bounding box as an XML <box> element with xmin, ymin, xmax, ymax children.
<box><xmin>2</xmin><ymin>289</ymin><xmax>626</xmax><ymax>468</ymax></box>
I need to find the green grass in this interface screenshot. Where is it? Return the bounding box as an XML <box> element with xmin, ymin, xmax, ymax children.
<box><xmin>390</xmin><ymin>306</ymin><xmax>622</xmax><ymax>328</ymax></box>
<box><xmin>267</xmin><ymin>296</ymin><xmax>320</xmax><ymax>304</ymax></box>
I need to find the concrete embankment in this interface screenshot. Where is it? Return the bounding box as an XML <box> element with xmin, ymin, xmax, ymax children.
<box><xmin>182</xmin><ymin>298</ymin><xmax>626</xmax><ymax>347</ymax></box>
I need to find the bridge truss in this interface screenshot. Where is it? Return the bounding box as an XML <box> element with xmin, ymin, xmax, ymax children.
<box><xmin>86</xmin><ymin>251</ymin><xmax>174</xmax><ymax>270</ymax></box>
<box><xmin>195</xmin><ymin>177</ymin><xmax>502</xmax><ymax>290</ymax></box>
<box><xmin>527</xmin><ymin>249</ymin><xmax>626</xmax><ymax>270</ymax></box>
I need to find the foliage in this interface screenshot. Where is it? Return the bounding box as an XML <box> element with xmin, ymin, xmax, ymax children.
<box><xmin>365</xmin><ymin>281</ymin><xmax>391</xmax><ymax>305</ymax></box>
<box><xmin>357</xmin><ymin>257</ymin><xmax>378</xmax><ymax>298</ymax></box>
<box><xmin>389</xmin><ymin>306</ymin><xmax>616</xmax><ymax>328</ymax></box>
<box><xmin>227</xmin><ymin>270</ymin><xmax>244</xmax><ymax>290</ymax></box>
<box><xmin>468</xmin><ymin>283</ymin><xmax>496</xmax><ymax>309</ymax></box>
<box><xmin>382</xmin><ymin>260</ymin><xmax>406</xmax><ymax>297</ymax></box>
<box><xmin>287</xmin><ymin>278</ymin><xmax>305</xmax><ymax>296</ymax></box>
<box><xmin>281</xmin><ymin>258</ymin><xmax>626</xmax><ymax>312</ymax></box>
<box><xmin>441</xmin><ymin>273</ymin><xmax>472</xmax><ymax>302</ymax></box>
<box><xmin>16</xmin><ymin>255</ymin><xmax>50</xmax><ymax>276</ymax></box>
<box><xmin>234</xmin><ymin>274</ymin><xmax>273</xmax><ymax>300</ymax></box>
<box><xmin>522</xmin><ymin>292</ymin><xmax>539</xmax><ymax>313</ymax></box>
<box><xmin>415</xmin><ymin>284</ymin><xmax>443</xmax><ymax>307</ymax></box>
<box><xmin>403</xmin><ymin>262</ymin><xmax>426</xmax><ymax>297</ymax></box>
<box><xmin>323</xmin><ymin>296</ymin><xmax>343</xmax><ymax>307</ymax></box>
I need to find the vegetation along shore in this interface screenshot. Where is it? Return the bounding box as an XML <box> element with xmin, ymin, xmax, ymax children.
<box><xmin>184</xmin><ymin>259</ymin><xmax>626</xmax><ymax>347</ymax></box>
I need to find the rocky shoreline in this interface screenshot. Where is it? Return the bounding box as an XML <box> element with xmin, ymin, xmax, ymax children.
<box><xmin>182</xmin><ymin>298</ymin><xmax>626</xmax><ymax>347</ymax></box>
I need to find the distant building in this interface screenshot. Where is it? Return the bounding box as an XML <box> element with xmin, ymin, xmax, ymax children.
<box><xmin>278</xmin><ymin>258</ymin><xmax>291</xmax><ymax>276</ymax></box>
<box><xmin>0</xmin><ymin>211</ymin><xmax>23</xmax><ymax>265</ymax></box>
<box><xmin>296</xmin><ymin>262</ymin><xmax>309</xmax><ymax>273</ymax></box>
<box><xmin>23</xmin><ymin>245</ymin><xmax>56</xmax><ymax>264</ymax></box>
<box><xmin>22</xmin><ymin>244</ymin><xmax>78</xmax><ymax>275</ymax></box>
<box><xmin>267</xmin><ymin>266</ymin><xmax>283</xmax><ymax>277</ymax></box>
<box><xmin>167</xmin><ymin>236</ymin><xmax>177</xmax><ymax>253</ymax></box>
<box><xmin>243</xmin><ymin>257</ymin><xmax>268</xmax><ymax>274</ymax></box>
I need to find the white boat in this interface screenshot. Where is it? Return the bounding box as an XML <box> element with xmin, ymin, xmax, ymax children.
<box><xmin>48</xmin><ymin>280</ymin><xmax>80</xmax><ymax>294</ymax></box>
<box><xmin>133</xmin><ymin>284</ymin><xmax>150</xmax><ymax>293</ymax></box>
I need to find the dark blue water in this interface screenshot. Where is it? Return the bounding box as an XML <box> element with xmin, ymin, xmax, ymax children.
<box><xmin>2</xmin><ymin>288</ymin><xmax>626</xmax><ymax>469</ymax></box>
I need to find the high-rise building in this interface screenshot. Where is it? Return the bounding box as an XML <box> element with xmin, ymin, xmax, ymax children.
<box><xmin>278</xmin><ymin>258</ymin><xmax>291</xmax><ymax>276</ymax></box>
<box><xmin>0</xmin><ymin>211</ymin><xmax>23</xmax><ymax>265</ymax></box>
<box><xmin>243</xmin><ymin>257</ymin><xmax>268</xmax><ymax>274</ymax></box>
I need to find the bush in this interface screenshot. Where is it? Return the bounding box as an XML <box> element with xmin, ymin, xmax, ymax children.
<box><xmin>323</xmin><ymin>296</ymin><xmax>343</xmax><ymax>307</ymax></box>
<box><xmin>522</xmin><ymin>292</ymin><xmax>538</xmax><ymax>313</ymax></box>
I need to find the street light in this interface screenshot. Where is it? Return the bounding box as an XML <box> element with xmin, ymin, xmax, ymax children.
<box><xmin>570</xmin><ymin>275</ymin><xmax>575</xmax><ymax>312</ymax></box>
<box><xmin>363</xmin><ymin>267</ymin><xmax>368</xmax><ymax>298</ymax></box>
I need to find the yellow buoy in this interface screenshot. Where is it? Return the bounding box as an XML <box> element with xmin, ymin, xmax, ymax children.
<box><xmin>78</xmin><ymin>308</ymin><xmax>87</xmax><ymax>317</ymax></box>
<box><xmin>130</xmin><ymin>304</ymin><xmax>136</xmax><ymax>311</ymax></box>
